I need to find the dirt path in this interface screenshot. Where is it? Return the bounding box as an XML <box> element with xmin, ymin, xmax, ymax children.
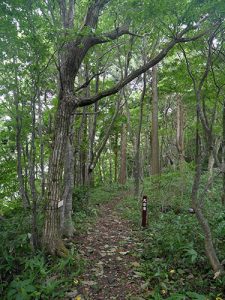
<box><xmin>69</xmin><ymin>195</ymin><xmax>145</xmax><ymax>300</ymax></box>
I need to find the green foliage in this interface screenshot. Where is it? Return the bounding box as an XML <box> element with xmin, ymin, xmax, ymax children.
<box><xmin>1</xmin><ymin>0</ymin><xmax>225</xmax><ymax>298</ymax></box>
<box><xmin>6</xmin><ymin>278</ymin><xmax>36</xmax><ymax>300</ymax></box>
<box><xmin>1</xmin><ymin>182</ymin><xmax>125</xmax><ymax>298</ymax></box>
<box><xmin>0</xmin><ymin>205</ymin><xmax>84</xmax><ymax>299</ymax></box>
<box><xmin>118</xmin><ymin>167</ymin><xmax>225</xmax><ymax>298</ymax></box>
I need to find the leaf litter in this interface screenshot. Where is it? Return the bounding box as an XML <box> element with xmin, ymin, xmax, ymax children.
<box><xmin>66</xmin><ymin>195</ymin><xmax>146</xmax><ymax>300</ymax></box>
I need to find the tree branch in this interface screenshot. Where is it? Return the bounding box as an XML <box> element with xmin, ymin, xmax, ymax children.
<box><xmin>75</xmin><ymin>25</ymin><xmax>210</xmax><ymax>108</ymax></box>
<box><xmin>75</xmin><ymin>71</ymin><xmax>105</xmax><ymax>92</ymax></box>
<box><xmin>89</xmin><ymin>98</ymin><xmax>122</xmax><ymax>173</ymax></box>
<box><xmin>83</xmin><ymin>0</ymin><xmax>110</xmax><ymax>29</ymax></box>
<box><xmin>58</xmin><ymin>0</ymin><xmax>75</xmax><ymax>28</ymax></box>
<box><xmin>87</xmin><ymin>24</ymin><xmax>134</xmax><ymax>47</ymax></box>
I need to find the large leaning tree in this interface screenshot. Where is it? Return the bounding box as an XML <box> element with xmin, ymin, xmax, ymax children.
<box><xmin>41</xmin><ymin>0</ymin><xmax>223</xmax><ymax>255</ymax></box>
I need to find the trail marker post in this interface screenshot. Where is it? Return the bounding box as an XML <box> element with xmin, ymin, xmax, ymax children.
<box><xmin>142</xmin><ymin>195</ymin><xmax>148</xmax><ymax>227</ymax></box>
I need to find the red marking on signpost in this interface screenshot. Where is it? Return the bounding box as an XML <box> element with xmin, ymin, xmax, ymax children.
<box><xmin>142</xmin><ymin>195</ymin><xmax>147</xmax><ymax>227</ymax></box>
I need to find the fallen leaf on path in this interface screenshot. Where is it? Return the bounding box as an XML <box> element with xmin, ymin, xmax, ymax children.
<box><xmin>107</xmin><ymin>247</ymin><xmax>117</xmax><ymax>254</ymax></box>
<box><xmin>116</xmin><ymin>257</ymin><xmax>123</xmax><ymax>261</ymax></box>
<box><xmin>81</xmin><ymin>280</ymin><xmax>97</xmax><ymax>286</ymax></box>
<box><xmin>131</xmin><ymin>262</ymin><xmax>140</xmax><ymax>267</ymax></box>
<box><xmin>119</xmin><ymin>251</ymin><xmax>129</xmax><ymax>255</ymax></box>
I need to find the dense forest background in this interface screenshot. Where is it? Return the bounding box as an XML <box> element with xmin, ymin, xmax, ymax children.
<box><xmin>1</xmin><ymin>0</ymin><xmax>225</xmax><ymax>299</ymax></box>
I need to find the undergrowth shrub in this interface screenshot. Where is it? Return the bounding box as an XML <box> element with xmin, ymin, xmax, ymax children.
<box><xmin>0</xmin><ymin>205</ymin><xmax>32</xmax><ymax>296</ymax></box>
<box><xmin>0</xmin><ymin>188</ymin><xmax>97</xmax><ymax>298</ymax></box>
<box><xmin>118</xmin><ymin>165</ymin><xmax>225</xmax><ymax>299</ymax></box>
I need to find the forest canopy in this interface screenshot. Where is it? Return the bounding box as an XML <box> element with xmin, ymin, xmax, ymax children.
<box><xmin>1</xmin><ymin>0</ymin><xmax>225</xmax><ymax>299</ymax></box>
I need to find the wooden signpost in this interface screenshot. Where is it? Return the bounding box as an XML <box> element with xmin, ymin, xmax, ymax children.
<box><xmin>142</xmin><ymin>195</ymin><xmax>148</xmax><ymax>227</ymax></box>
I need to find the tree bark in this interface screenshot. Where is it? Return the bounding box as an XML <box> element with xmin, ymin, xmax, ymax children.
<box><xmin>38</xmin><ymin>91</ymin><xmax>45</xmax><ymax>199</ymax></box>
<box><xmin>28</xmin><ymin>88</ymin><xmax>39</xmax><ymax>250</ymax></box>
<box><xmin>190</xmin><ymin>58</ymin><xmax>224</xmax><ymax>274</ymax></box>
<box><xmin>42</xmin><ymin>99</ymin><xmax>72</xmax><ymax>255</ymax></box>
<box><xmin>87</xmin><ymin>73</ymin><xmax>99</xmax><ymax>185</ymax></box>
<box><xmin>151</xmin><ymin>65</ymin><xmax>160</xmax><ymax>175</ymax></box>
<box><xmin>80</xmin><ymin>109</ymin><xmax>88</xmax><ymax>185</ymax></box>
<box><xmin>114</xmin><ymin>132</ymin><xmax>119</xmax><ymax>182</ymax></box>
<box><xmin>13</xmin><ymin>58</ymin><xmax>30</xmax><ymax>209</ymax></box>
<box><xmin>61</xmin><ymin>117</ymin><xmax>75</xmax><ymax>237</ymax></box>
<box><xmin>134</xmin><ymin>74</ymin><xmax>146</xmax><ymax>196</ymax></box>
<box><xmin>118</xmin><ymin>121</ymin><xmax>127</xmax><ymax>185</ymax></box>
<box><xmin>222</xmin><ymin>99</ymin><xmax>225</xmax><ymax>205</ymax></box>
<box><xmin>176</xmin><ymin>95</ymin><xmax>185</xmax><ymax>168</ymax></box>
<box><xmin>192</xmin><ymin>155</ymin><xmax>224</xmax><ymax>274</ymax></box>
<box><xmin>87</xmin><ymin>103</ymin><xmax>98</xmax><ymax>186</ymax></box>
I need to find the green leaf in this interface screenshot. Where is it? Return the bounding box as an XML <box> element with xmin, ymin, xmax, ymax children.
<box><xmin>186</xmin><ymin>292</ymin><xmax>207</xmax><ymax>300</ymax></box>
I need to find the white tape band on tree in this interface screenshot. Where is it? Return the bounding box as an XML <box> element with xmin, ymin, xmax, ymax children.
<box><xmin>58</xmin><ymin>200</ymin><xmax>64</xmax><ymax>208</ymax></box>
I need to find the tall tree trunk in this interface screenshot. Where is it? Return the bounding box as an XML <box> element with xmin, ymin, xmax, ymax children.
<box><xmin>192</xmin><ymin>154</ymin><xmax>224</xmax><ymax>274</ymax></box>
<box><xmin>191</xmin><ymin>90</ymin><xmax>224</xmax><ymax>275</ymax></box>
<box><xmin>222</xmin><ymin>99</ymin><xmax>225</xmax><ymax>205</ymax></box>
<box><xmin>81</xmin><ymin>109</ymin><xmax>88</xmax><ymax>185</ymax></box>
<box><xmin>144</xmin><ymin>95</ymin><xmax>151</xmax><ymax>177</ymax></box>
<box><xmin>61</xmin><ymin>116</ymin><xmax>75</xmax><ymax>237</ymax></box>
<box><xmin>87</xmin><ymin>103</ymin><xmax>98</xmax><ymax>186</ymax></box>
<box><xmin>74</xmin><ymin>117</ymin><xmax>83</xmax><ymax>186</ymax></box>
<box><xmin>151</xmin><ymin>65</ymin><xmax>160</xmax><ymax>175</ymax></box>
<box><xmin>87</xmin><ymin>73</ymin><xmax>99</xmax><ymax>186</ymax></box>
<box><xmin>77</xmin><ymin>107</ymin><xmax>88</xmax><ymax>186</ymax></box>
<box><xmin>28</xmin><ymin>89</ymin><xmax>39</xmax><ymax>250</ymax></box>
<box><xmin>109</xmin><ymin>143</ymin><xmax>113</xmax><ymax>183</ymax></box>
<box><xmin>38</xmin><ymin>91</ymin><xmax>45</xmax><ymax>199</ymax></box>
<box><xmin>134</xmin><ymin>74</ymin><xmax>146</xmax><ymax>197</ymax></box>
<box><xmin>13</xmin><ymin>58</ymin><xmax>30</xmax><ymax>209</ymax></box>
<box><xmin>42</xmin><ymin>99</ymin><xmax>71</xmax><ymax>255</ymax></box>
<box><xmin>118</xmin><ymin>122</ymin><xmax>127</xmax><ymax>185</ymax></box>
<box><xmin>114</xmin><ymin>132</ymin><xmax>119</xmax><ymax>182</ymax></box>
<box><xmin>176</xmin><ymin>94</ymin><xmax>185</xmax><ymax>168</ymax></box>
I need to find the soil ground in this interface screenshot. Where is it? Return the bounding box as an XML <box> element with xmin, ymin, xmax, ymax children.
<box><xmin>67</xmin><ymin>195</ymin><xmax>145</xmax><ymax>300</ymax></box>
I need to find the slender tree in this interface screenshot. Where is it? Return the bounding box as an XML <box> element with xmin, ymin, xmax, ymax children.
<box><xmin>176</xmin><ymin>94</ymin><xmax>185</xmax><ymax>167</ymax></box>
<box><xmin>151</xmin><ymin>65</ymin><xmax>160</xmax><ymax>175</ymax></box>
<box><xmin>134</xmin><ymin>74</ymin><xmax>146</xmax><ymax>196</ymax></box>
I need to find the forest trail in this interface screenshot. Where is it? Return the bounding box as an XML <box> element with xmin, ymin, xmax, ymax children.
<box><xmin>68</xmin><ymin>195</ymin><xmax>145</xmax><ymax>300</ymax></box>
